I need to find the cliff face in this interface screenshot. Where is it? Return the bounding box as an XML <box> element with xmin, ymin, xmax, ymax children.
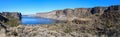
<box><xmin>0</xmin><ymin>12</ymin><xmax>21</xmax><ymax>27</ymax></box>
<box><xmin>1</xmin><ymin>12</ymin><xmax>22</xmax><ymax>20</ymax></box>
<box><xmin>73</xmin><ymin>8</ymin><xmax>91</xmax><ymax>17</ymax></box>
<box><xmin>29</xmin><ymin>5</ymin><xmax>120</xmax><ymax>23</ymax></box>
<box><xmin>0</xmin><ymin>15</ymin><xmax>8</xmax><ymax>22</ymax></box>
<box><xmin>91</xmin><ymin>7</ymin><xmax>107</xmax><ymax>14</ymax></box>
<box><xmin>33</xmin><ymin>6</ymin><xmax>109</xmax><ymax>20</ymax></box>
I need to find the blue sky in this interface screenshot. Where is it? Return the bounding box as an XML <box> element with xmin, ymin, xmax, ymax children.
<box><xmin>0</xmin><ymin>0</ymin><xmax>120</xmax><ymax>15</ymax></box>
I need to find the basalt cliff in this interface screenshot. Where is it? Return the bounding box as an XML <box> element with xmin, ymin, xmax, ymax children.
<box><xmin>33</xmin><ymin>6</ymin><xmax>107</xmax><ymax>21</ymax></box>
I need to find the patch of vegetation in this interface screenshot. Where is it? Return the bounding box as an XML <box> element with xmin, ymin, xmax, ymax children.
<box><xmin>64</xmin><ymin>24</ymin><xmax>73</xmax><ymax>33</ymax></box>
<box><xmin>64</xmin><ymin>27</ymin><xmax>72</xmax><ymax>33</ymax></box>
<box><xmin>4</xmin><ymin>16</ymin><xmax>20</xmax><ymax>27</ymax></box>
<box><xmin>0</xmin><ymin>16</ymin><xmax>20</xmax><ymax>27</ymax></box>
<box><xmin>96</xmin><ymin>10</ymin><xmax>120</xmax><ymax>36</ymax></box>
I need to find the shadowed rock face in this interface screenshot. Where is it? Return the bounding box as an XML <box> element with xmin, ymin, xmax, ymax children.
<box><xmin>100</xmin><ymin>5</ymin><xmax>120</xmax><ymax>26</ymax></box>
<box><xmin>91</xmin><ymin>5</ymin><xmax>120</xmax><ymax>37</ymax></box>
<box><xmin>64</xmin><ymin>8</ymin><xmax>73</xmax><ymax>17</ymax></box>
<box><xmin>0</xmin><ymin>15</ymin><xmax>8</xmax><ymax>22</ymax></box>
<box><xmin>107</xmin><ymin>5</ymin><xmax>120</xmax><ymax>11</ymax></box>
<box><xmin>1</xmin><ymin>12</ymin><xmax>22</xmax><ymax>20</ymax></box>
<box><xmin>101</xmin><ymin>5</ymin><xmax>120</xmax><ymax>20</ymax></box>
<box><xmin>91</xmin><ymin>7</ymin><xmax>107</xmax><ymax>14</ymax></box>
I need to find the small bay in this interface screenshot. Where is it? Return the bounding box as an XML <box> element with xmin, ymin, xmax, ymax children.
<box><xmin>22</xmin><ymin>16</ymin><xmax>56</xmax><ymax>25</ymax></box>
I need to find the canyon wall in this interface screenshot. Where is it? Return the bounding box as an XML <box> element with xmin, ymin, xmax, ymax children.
<box><xmin>33</xmin><ymin>6</ymin><xmax>108</xmax><ymax>21</ymax></box>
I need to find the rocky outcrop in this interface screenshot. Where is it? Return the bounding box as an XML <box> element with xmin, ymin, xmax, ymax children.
<box><xmin>56</xmin><ymin>10</ymin><xmax>65</xmax><ymax>17</ymax></box>
<box><xmin>91</xmin><ymin>7</ymin><xmax>107</xmax><ymax>14</ymax></box>
<box><xmin>91</xmin><ymin>5</ymin><xmax>120</xmax><ymax>37</ymax></box>
<box><xmin>0</xmin><ymin>12</ymin><xmax>22</xmax><ymax>27</ymax></box>
<box><xmin>64</xmin><ymin>8</ymin><xmax>73</xmax><ymax>17</ymax></box>
<box><xmin>1</xmin><ymin>12</ymin><xmax>22</xmax><ymax>20</ymax></box>
<box><xmin>107</xmin><ymin>5</ymin><xmax>120</xmax><ymax>11</ymax></box>
<box><xmin>0</xmin><ymin>15</ymin><xmax>8</xmax><ymax>22</ymax></box>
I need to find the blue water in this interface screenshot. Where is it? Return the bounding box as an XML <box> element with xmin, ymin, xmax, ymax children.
<box><xmin>22</xmin><ymin>16</ymin><xmax>56</xmax><ymax>25</ymax></box>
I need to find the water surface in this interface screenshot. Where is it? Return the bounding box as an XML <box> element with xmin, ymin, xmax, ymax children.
<box><xmin>22</xmin><ymin>16</ymin><xmax>56</xmax><ymax>25</ymax></box>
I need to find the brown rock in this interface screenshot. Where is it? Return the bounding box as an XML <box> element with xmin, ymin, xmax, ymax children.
<box><xmin>74</xmin><ymin>8</ymin><xmax>91</xmax><ymax>17</ymax></box>
<box><xmin>91</xmin><ymin>7</ymin><xmax>106</xmax><ymax>14</ymax></box>
<box><xmin>107</xmin><ymin>5</ymin><xmax>120</xmax><ymax>11</ymax></box>
<box><xmin>64</xmin><ymin>8</ymin><xmax>73</xmax><ymax>17</ymax></box>
<box><xmin>1</xmin><ymin>12</ymin><xmax>22</xmax><ymax>20</ymax></box>
<box><xmin>56</xmin><ymin>10</ymin><xmax>65</xmax><ymax>17</ymax></box>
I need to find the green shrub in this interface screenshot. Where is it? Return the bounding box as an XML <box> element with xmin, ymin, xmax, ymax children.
<box><xmin>64</xmin><ymin>26</ymin><xmax>72</xmax><ymax>33</ymax></box>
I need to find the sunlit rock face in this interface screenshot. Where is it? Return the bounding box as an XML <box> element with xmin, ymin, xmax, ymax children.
<box><xmin>31</xmin><ymin>5</ymin><xmax>120</xmax><ymax>21</ymax></box>
<box><xmin>73</xmin><ymin>8</ymin><xmax>92</xmax><ymax>18</ymax></box>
